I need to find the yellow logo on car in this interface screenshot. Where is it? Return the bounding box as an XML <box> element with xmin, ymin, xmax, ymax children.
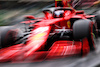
<box><xmin>30</xmin><ymin>33</ymin><xmax>46</xmax><ymax>41</ymax></box>
<box><xmin>67</xmin><ymin>21</ymin><xmax>71</xmax><ymax>28</ymax></box>
<box><xmin>55</xmin><ymin>0</ymin><xmax>62</xmax><ymax>1</ymax></box>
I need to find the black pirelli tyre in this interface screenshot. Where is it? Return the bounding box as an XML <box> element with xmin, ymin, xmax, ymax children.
<box><xmin>73</xmin><ymin>19</ymin><xmax>96</xmax><ymax>51</ymax></box>
<box><xmin>0</xmin><ymin>26</ymin><xmax>21</xmax><ymax>48</ymax></box>
<box><xmin>95</xmin><ymin>10</ymin><xmax>100</xmax><ymax>34</ymax></box>
<box><xmin>95</xmin><ymin>14</ymin><xmax>100</xmax><ymax>30</ymax></box>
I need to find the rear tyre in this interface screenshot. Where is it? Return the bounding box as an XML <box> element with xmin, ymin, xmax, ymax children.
<box><xmin>95</xmin><ymin>13</ymin><xmax>100</xmax><ymax>35</ymax></box>
<box><xmin>0</xmin><ymin>26</ymin><xmax>20</xmax><ymax>48</ymax></box>
<box><xmin>95</xmin><ymin>14</ymin><xmax>100</xmax><ymax>29</ymax></box>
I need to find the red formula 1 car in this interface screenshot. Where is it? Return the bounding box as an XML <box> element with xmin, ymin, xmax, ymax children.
<box><xmin>0</xmin><ymin>1</ymin><xmax>100</xmax><ymax>63</ymax></box>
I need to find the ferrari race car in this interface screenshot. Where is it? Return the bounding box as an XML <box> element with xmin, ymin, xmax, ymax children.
<box><xmin>0</xmin><ymin>7</ymin><xmax>100</xmax><ymax>62</ymax></box>
<box><xmin>0</xmin><ymin>0</ymin><xmax>100</xmax><ymax>62</ymax></box>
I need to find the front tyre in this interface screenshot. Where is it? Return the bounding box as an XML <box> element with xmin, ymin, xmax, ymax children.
<box><xmin>73</xmin><ymin>19</ymin><xmax>96</xmax><ymax>51</ymax></box>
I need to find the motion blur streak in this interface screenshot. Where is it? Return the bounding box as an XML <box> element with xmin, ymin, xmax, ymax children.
<box><xmin>24</xmin><ymin>26</ymin><xmax>51</xmax><ymax>56</ymax></box>
<box><xmin>0</xmin><ymin>1</ymin><xmax>100</xmax><ymax>67</ymax></box>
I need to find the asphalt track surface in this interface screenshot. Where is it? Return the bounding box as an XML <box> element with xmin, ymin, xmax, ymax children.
<box><xmin>0</xmin><ymin>2</ymin><xmax>100</xmax><ymax>67</ymax></box>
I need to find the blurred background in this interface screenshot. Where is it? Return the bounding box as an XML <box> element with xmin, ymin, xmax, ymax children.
<box><xmin>0</xmin><ymin>0</ymin><xmax>100</xmax><ymax>67</ymax></box>
<box><xmin>0</xmin><ymin>0</ymin><xmax>99</xmax><ymax>26</ymax></box>
<box><xmin>0</xmin><ymin>0</ymin><xmax>54</xmax><ymax>26</ymax></box>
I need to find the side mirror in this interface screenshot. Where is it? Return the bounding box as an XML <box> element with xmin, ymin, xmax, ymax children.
<box><xmin>24</xmin><ymin>15</ymin><xmax>35</xmax><ymax>20</ymax></box>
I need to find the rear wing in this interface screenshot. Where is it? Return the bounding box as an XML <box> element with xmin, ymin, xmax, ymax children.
<box><xmin>55</xmin><ymin>0</ymin><xmax>72</xmax><ymax>7</ymax></box>
<box><xmin>55</xmin><ymin>0</ymin><xmax>98</xmax><ymax>8</ymax></box>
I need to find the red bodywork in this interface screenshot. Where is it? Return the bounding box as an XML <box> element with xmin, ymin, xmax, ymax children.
<box><xmin>0</xmin><ymin>1</ymin><xmax>96</xmax><ymax>63</ymax></box>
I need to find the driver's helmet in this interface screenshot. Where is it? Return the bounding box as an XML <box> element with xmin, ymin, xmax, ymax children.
<box><xmin>54</xmin><ymin>10</ymin><xmax>64</xmax><ymax>18</ymax></box>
